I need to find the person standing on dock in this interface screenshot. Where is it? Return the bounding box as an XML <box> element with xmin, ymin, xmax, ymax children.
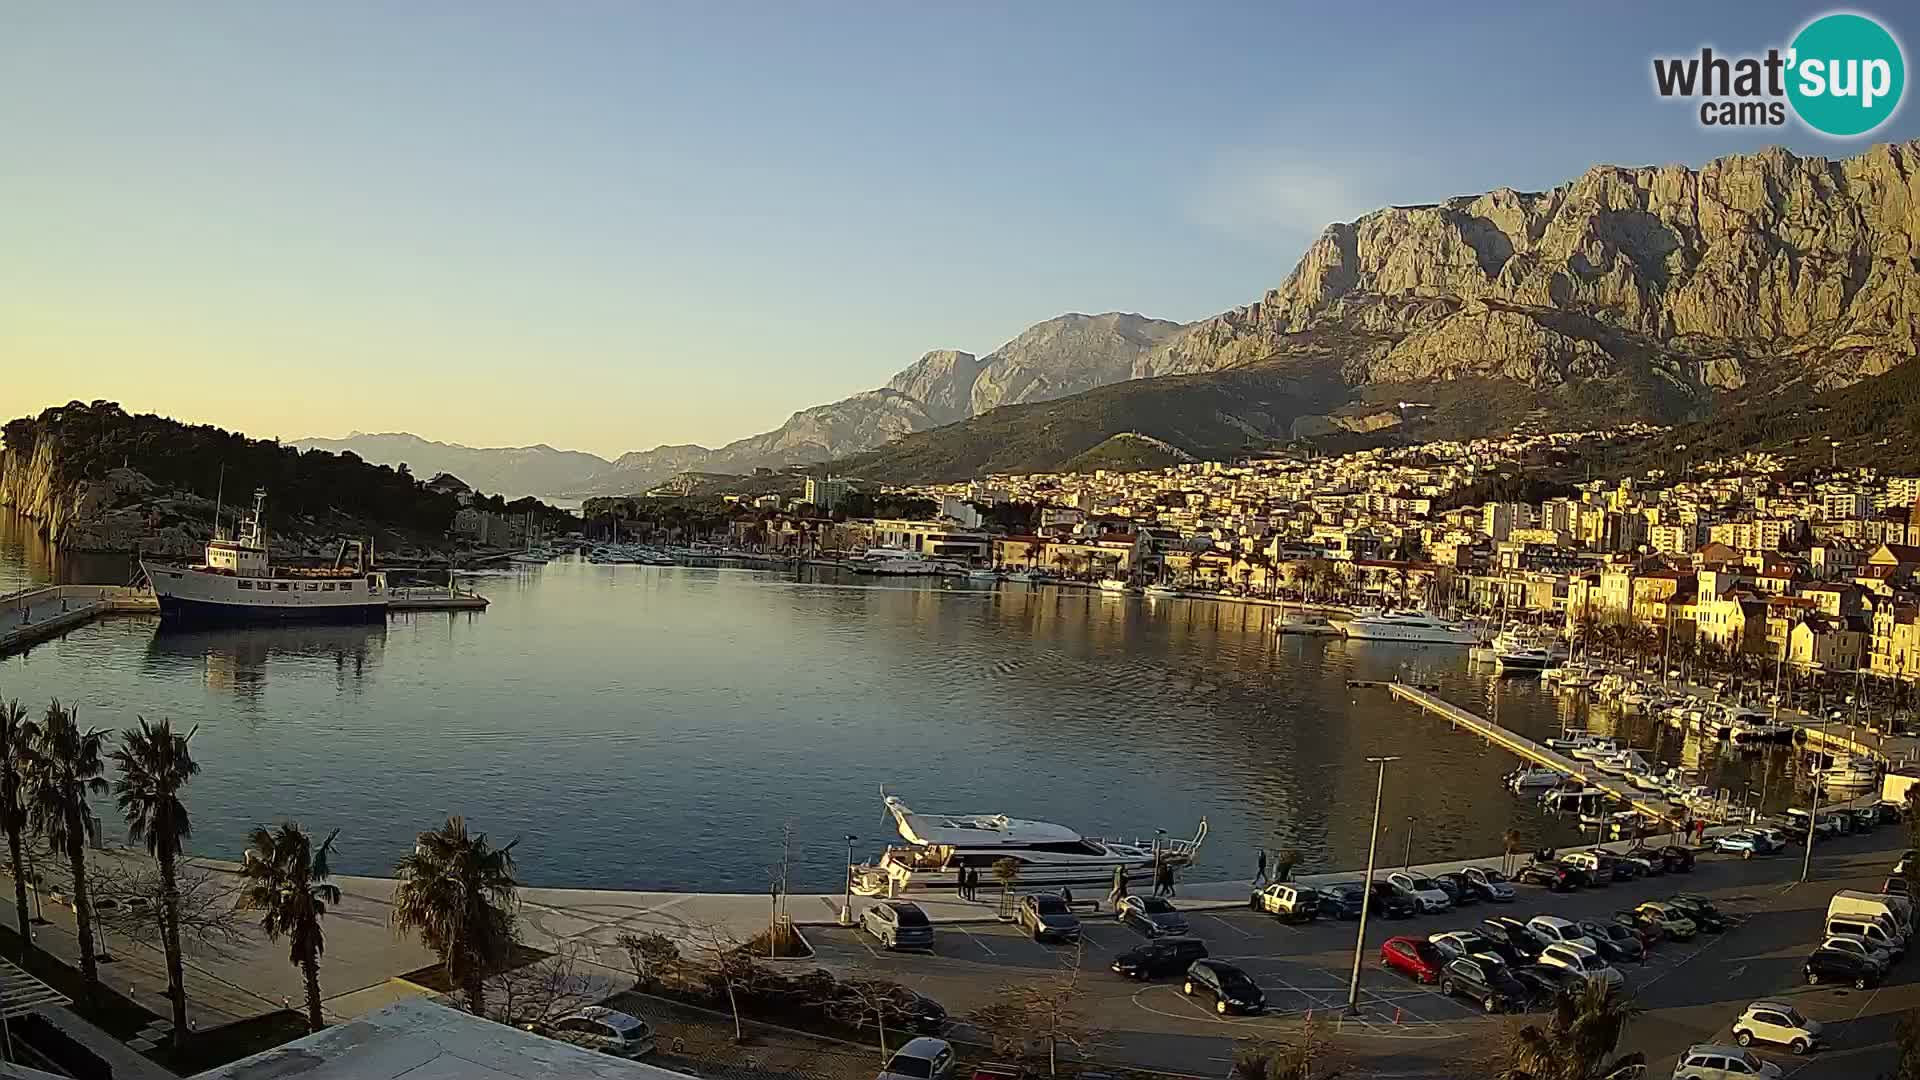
<box><xmin>1253</xmin><ymin>849</ymin><xmax>1269</xmax><ymax>887</ymax></box>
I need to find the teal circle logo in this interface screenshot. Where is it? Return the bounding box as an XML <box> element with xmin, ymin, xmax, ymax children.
<box><xmin>1788</xmin><ymin>13</ymin><xmax>1905</xmax><ymax>136</ymax></box>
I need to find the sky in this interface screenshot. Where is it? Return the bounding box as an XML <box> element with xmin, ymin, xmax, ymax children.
<box><xmin>6</xmin><ymin>2</ymin><xmax>1919</xmax><ymax>460</ymax></box>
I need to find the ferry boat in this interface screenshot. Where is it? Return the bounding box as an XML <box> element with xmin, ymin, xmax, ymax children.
<box><xmin>849</xmin><ymin>793</ymin><xmax>1206</xmax><ymax>897</ymax></box>
<box><xmin>1339</xmin><ymin>609</ymin><xmax>1481</xmax><ymax>646</ymax></box>
<box><xmin>141</xmin><ymin>490</ymin><xmax>388</xmax><ymax>624</ymax></box>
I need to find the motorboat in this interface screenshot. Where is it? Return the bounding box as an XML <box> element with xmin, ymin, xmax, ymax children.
<box><xmin>1570</xmin><ymin>738</ymin><xmax>1622</xmax><ymax>762</ymax></box>
<box><xmin>849</xmin><ymin>793</ymin><xmax>1206</xmax><ymax>897</ymax></box>
<box><xmin>1544</xmin><ymin>730</ymin><xmax>1596</xmax><ymax>752</ymax></box>
<box><xmin>142</xmin><ymin>489</ymin><xmax>388</xmax><ymax>624</ymax></box>
<box><xmin>967</xmin><ymin>568</ymin><xmax>1002</xmax><ymax>581</ymax></box>
<box><xmin>1819</xmin><ymin>756</ymin><xmax>1882</xmax><ymax>793</ymax></box>
<box><xmin>1494</xmin><ymin>646</ymin><xmax>1554</xmax><ymax>674</ymax></box>
<box><xmin>1506</xmin><ymin>767</ymin><xmax>1565</xmax><ymax>792</ymax></box>
<box><xmin>1340</xmin><ymin>609</ymin><xmax>1481</xmax><ymax>645</ymax></box>
<box><xmin>1144</xmin><ymin>583</ymin><xmax>1181</xmax><ymax>598</ymax></box>
<box><xmin>1098</xmin><ymin>578</ymin><xmax>1135</xmax><ymax>594</ymax></box>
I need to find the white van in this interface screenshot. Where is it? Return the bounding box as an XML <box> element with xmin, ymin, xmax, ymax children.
<box><xmin>1830</xmin><ymin>890</ymin><xmax>1914</xmax><ymax>934</ymax></box>
<box><xmin>1827</xmin><ymin>915</ymin><xmax>1906</xmax><ymax>959</ymax></box>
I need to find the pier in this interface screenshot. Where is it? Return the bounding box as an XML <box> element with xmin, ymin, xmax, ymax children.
<box><xmin>1386</xmin><ymin>681</ymin><xmax>1691</xmax><ymax>822</ymax></box>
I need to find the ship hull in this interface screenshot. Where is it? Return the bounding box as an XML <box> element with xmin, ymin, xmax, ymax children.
<box><xmin>154</xmin><ymin>594</ymin><xmax>386</xmax><ymax>624</ymax></box>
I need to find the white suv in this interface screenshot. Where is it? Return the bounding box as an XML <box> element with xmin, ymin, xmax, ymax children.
<box><xmin>1731</xmin><ymin>1000</ymin><xmax>1821</xmax><ymax>1055</ymax></box>
<box><xmin>547</xmin><ymin>1008</ymin><xmax>656</xmax><ymax>1058</ymax></box>
<box><xmin>1671</xmin><ymin>1044</ymin><xmax>1783</xmax><ymax>1080</ymax></box>
<box><xmin>1540</xmin><ymin>942</ymin><xmax>1624</xmax><ymax>992</ymax></box>
<box><xmin>1528</xmin><ymin>915</ymin><xmax>1599</xmax><ymax>952</ymax></box>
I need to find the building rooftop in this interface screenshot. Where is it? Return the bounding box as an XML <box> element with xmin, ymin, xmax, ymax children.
<box><xmin>191</xmin><ymin>998</ymin><xmax>678</xmax><ymax>1080</ymax></box>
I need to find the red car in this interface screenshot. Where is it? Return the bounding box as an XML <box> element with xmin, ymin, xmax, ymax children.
<box><xmin>1380</xmin><ymin>936</ymin><xmax>1445</xmax><ymax>984</ymax></box>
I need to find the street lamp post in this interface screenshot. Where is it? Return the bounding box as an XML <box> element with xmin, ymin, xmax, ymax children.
<box><xmin>1802</xmin><ymin>714</ymin><xmax>1834</xmax><ymax>884</ymax></box>
<box><xmin>1348</xmin><ymin>756</ymin><xmax>1401</xmax><ymax>1014</ymax></box>
<box><xmin>1402</xmin><ymin>816</ymin><xmax>1416</xmax><ymax>870</ymax></box>
<box><xmin>841</xmin><ymin>834</ymin><xmax>858</xmax><ymax>926</ymax></box>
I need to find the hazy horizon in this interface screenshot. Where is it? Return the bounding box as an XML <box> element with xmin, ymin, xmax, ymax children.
<box><xmin>8</xmin><ymin>2</ymin><xmax>1917</xmax><ymax>459</ymax></box>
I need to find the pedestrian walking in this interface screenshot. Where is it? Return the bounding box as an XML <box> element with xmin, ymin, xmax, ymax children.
<box><xmin>963</xmin><ymin>866</ymin><xmax>977</xmax><ymax>901</ymax></box>
<box><xmin>1253</xmin><ymin>848</ymin><xmax>1269</xmax><ymax>887</ymax></box>
<box><xmin>1163</xmin><ymin>862</ymin><xmax>1177</xmax><ymax>898</ymax></box>
<box><xmin>1061</xmin><ymin>885</ymin><xmax>1074</xmax><ymax>907</ymax></box>
<box><xmin>957</xmin><ymin>865</ymin><xmax>968</xmax><ymax>898</ymax></box>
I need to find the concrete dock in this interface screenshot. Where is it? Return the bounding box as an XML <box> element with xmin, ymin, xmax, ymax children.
<box><xmin>1387</xmin><ymin>682</ymin><xmax>1684</xmax><ymax>821</ymax></box>
<box><xmin>0</xmin><ymin>584</ymin><xmax>158</xmax><ymax>658</ymax></box>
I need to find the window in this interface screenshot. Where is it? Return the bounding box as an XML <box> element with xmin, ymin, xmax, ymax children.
<box><xmin>322</xmin><ymin>583</ymin><xmax>335</xmax><ymax>592</ymax></box>
<box><xmin>237</xmin><ymin>580</ymin><xmax>253</xmax><ymax>590</ymax></box>
<box><xmin>275</xmin><ymin>583</ymin><xmax>290</xmax><ymax>592</ymax></box>
<box><xmin>306</xmin><ymin>583</ymin><xmax>320</xmax><ymax>592</ymax></box>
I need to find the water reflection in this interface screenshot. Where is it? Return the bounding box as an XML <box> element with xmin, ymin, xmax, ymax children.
<box><xmin>145</xmin><ymin>623</ymin><xmax>386</xmax><ymax>699</ymax></box>
<box><xmin>0</xmin><ymin>511</ymin><xmax>135</xmax><ymax>592</ymax></box>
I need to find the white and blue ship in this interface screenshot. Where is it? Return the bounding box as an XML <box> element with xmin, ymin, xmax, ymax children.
<box><xmin>142</xmin><ymin>490</ymin><xmax>388</xmax><ymax>624</ymax></box>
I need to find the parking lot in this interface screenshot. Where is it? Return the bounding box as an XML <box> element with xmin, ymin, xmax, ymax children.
<box><xmin>807</xmin><ymin>831</ymin><xmax>1913</xmax><ymax>1076</ymax></box>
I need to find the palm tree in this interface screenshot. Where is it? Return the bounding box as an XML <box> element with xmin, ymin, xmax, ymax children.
<box><xmin>110</xmin><ymin>718</ymin><xmax>199</xmax><ymax>1047</ymax></box>
<box><xmin>20</xmin><ymin>701</ymin><xmax>109</xmax><ymax>997</ymax></box>
<box><xmin>391</xmin><ymin>816</ymin><xmax>520</xmax><ymax>1015</ymax></box>
<box><xmin>237</xmin><ymin>824</ymin><xmax>341</xmax><ymax>1031</ymax></box>
<box><xmin>0</xmin><ymin>700</ymin><xmax>32</xmax><ymax>961</ymax></box>
<box><xmin>1503</xmin><ymin>981</ymin><xmax>1642</xmax><ymax>1080</ymax></box>
<box><xmin>991</xmin><ymin>856</ymin><xmax>1021</xmax><ymax>918</ymax></box>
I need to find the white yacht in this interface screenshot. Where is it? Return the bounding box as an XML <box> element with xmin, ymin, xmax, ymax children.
<box><xmin>850</xmin><ymin>548</ymin><xmax>940</xmax><ymax>576</ymax></box>
<box><xmin>1494</xmin><ymin>646</ymin><xmax>1553</xmax><ymax>674</ymax></box>
<box><xmin>142</xmin><ymin>490</ymin><xmax>388</xmax><ymax>624</ymax></box>
<box><xmin>849</xmin><ymin>794</ymin><xmax>1206</xmax><ymax>897</ymax></box>
<box><xmin>1340</xmin><ymin>610</ymin><xmax>1481</xmax><ymax>645</ymax></box>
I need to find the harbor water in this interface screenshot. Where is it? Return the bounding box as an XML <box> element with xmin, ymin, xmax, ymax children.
<box><xmin>0</xmin><ymin>511</ymin><xmax>1797</xmax><ymax>892</ymax></box>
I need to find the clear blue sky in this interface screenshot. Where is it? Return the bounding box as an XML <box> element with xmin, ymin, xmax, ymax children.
<box><xmin>5</xmin><ymin>2</ymin><xmax>1915</xmax><ymax>458</ymax></box>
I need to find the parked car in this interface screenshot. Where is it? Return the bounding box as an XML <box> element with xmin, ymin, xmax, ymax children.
<box><xmin>547</xmin><ymin>1008</ymin><xmax>657</xmax><ymax>1058</ymax></box>
<box><xmin>1671</xmin><ymin>1044</ymin><xmax>1784</xmax><ymax>1080</ymax></box>
<box><xmin>1558</xmin><ymin>851</ymin><xmax>1613</xmax><ymax>886</ymax></box>
<box><xmin>1731</xmin><ymin>1000</ymin><xmax>1822</xmax><ymax>1055</ymax></box>
<box><xmin>1516</xmin><ymin>860</ymin><xmax>1580</xmax><ymax>892</ymax></box>
<box><xmin>839</xmin><ymin>980</ymin><xmax>950</xmax><ymax>1034</ymax></box>
<box><xmin>1183</xmin><ymin>959</ymin><xmax>1265</xmax><ymax>1015</ymax></box>
<box><xmin>1885</xmin><ymin>876</ymin><xmax>1913</xmax><ymax>899</ymax></box>
<box><xmin>1380</xmin><ymin>935</ymin><xmax>1446</xmax><ymax>984</ymax></box>
<box><xmin>1365</xmin><ymin>882</ymin><xmax>1416</xmax><ymax>919</ymax></box>
<box><xmin>1826</xmin><ymin>915</ymin><xmax>1906</xmax><ymax>960</ymax></box>
<box><xmin>1462</xmin><ymin>866</ymin><xmax>1518</xmax><ymax>902</ymax></box>
<box><xmin>1431</xmin><ymin>930</ymin><xmax>1518</xmax><ymax>966</ymax></box>
<box><xmin>1577</xmin><ymin>920</ymin><xmax>1648</xmax><ymax>964</ymax></box>
<box><xmin>1819</xmin><ymin>934</ymin><xmax>1892</xmax><ymax>971</ymax></box>
<box><xmin>1317</xmin><ymin>882</ymin><xmax>1368</xmax><ymax>919</ymax></box>
<box><xmin>1527</xmin><ymin>915</ymin><xmax>1598</xmax><ymax>952</ymax></box>
<box><xmin>1711</xmin><ymin>833</ymin><xmax>1764</xmax><ymax>859</ymax></box>
<box><xmin>1655</xmin><ymin>844</ymin><xmax>1697</xmax><ymax>872</ymax></box>
<box><xmin>1482</xmin><ymin>916</ymin><xmax>1549</xmax><ymax>961</ymax></box>
<box><xmin>862</xmin><ymin>901</ymin><xmax>935</xmax><ymax>950</ymax></box>
<box><xmin>1583</xmin><ymin>849</ymin><xmax>1639</xmax><ymax>881</ymax></box>
<box><xmin>1247</xmin><ymin>884</ymin><xmax>1316</xmax><ymax>923</ymax></box>
<box><xmin>878</xmin><ymin>1038</ymin><xmax>956</xmax><ymax>1080</ymax></box>
<box><xmin>1634</xmin><ymin>902</ymin><xmax>1699</xmax><ymax>940</ymax></box>
<box><xmin>1538</xmin><ymin>942</ymin><xmax>1624</xmax><ymax>991</ymax></box>
<box><xmin>1015</xmin><ymin>894</ymin><xmax>1082</xmax><ymax>943</ymax></box>
<box><xmin>1804</xmin><ymin>947</ymin><xmax>1880</xmax><ymax>989</ymax></box>
<box><xmin>1513</xmin><ymin>963</ymin><xmax>1587</xmax><ymax>1002</ymax></box>
<box><xmin>1786</xmin><ymin>808</ymin><xmax>1844</xmax><ymax>838</ymax></box>
<box><xmin>1441</xmin><ymin>953</ymin><xmax>1529</xmax><ymax>1013</ymax></box>
<box><xmin>1667</xmin><ymin>894</ymin><xmax>1728</xmax><ymax>932</ymax></box>
<box><xmin>1119</xmin><ymin>895</ymin><xmax>1190</xmax><ymax>937</ymax></box>
<box><xmin>1434</xmin><ymin>872</ymin><xmax>1481</xmax><ymax>906</ymax></box>
<box><xmin>1387</xmin><ymin>872</ymin><xmax>1453</xmax><ymax>914</ymax></box>
<box><xmin>1615</xmin><ymin>848</ymin><xmax>1666</xmax><ymax>877</ymax></box>
<box><xmin>1111</xmin><ymin>936</ymin><xmax>1209</xmax><ymax>980</ymax></box>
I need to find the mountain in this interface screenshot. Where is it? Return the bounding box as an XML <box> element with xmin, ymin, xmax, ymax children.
<box><xmin>1138</xmin><ymin>142</ymin><xmax>1920</xmax><ymax>398</ymax></box>
<box><xmin>291</xmin><ymin>432</ymin><xmax>610</xmax><ymax>498</ymax></box>
<box><xmin>576</xmin><ymin>312</ymin><xmax>1184</xmax><ymax>493</ymax></box>
<box><xmin>1640</xmin><ymin>352</ymin><xmax>1920</xmax><ymax>473</ymax></box>
<box><xmin>835</xmin><ymin>141</ymin><xmax>1920</xmax><ymax>482</ymax></box>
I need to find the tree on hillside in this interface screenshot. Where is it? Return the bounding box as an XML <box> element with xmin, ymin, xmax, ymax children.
<box><xmin>19</xmin><ymin>702</ymin><xmax>109</xmax><ymax>1001</ymax></box>
<box><xmin>237</xmin><ymin>823</ymin><xmax>342</xmax><ymax>1031</ymax></box>
<box><xmin>391</xmin><ymin>816</ymin><xmax>521</xmax><ymax>1015</ymax></box>
<box><xmin>110</xmin><ymin>718</ymin><xmax>200</xmax><ymax>1049</ymax></box>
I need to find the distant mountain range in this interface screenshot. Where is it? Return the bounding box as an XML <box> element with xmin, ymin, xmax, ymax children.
<box><xmin>305</xmin><ymin>141</ymin><xmax>1920</xmax><ymax>491</ymax></box>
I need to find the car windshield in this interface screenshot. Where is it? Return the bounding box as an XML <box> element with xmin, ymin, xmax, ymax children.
<box><xmin>1142</xmin><ymin>897</ymin><xmax>1174</xmax><ymax>914</ymax></box>
<box><xmin>1034</xmin><ymin>898</ymin><xmax>1069</xmax><ymax>916</ymax></box>
<box><xmin>887</xmin><ymin>1057</ymin><xmax>935</xmax><ymax>1079</ymax></box>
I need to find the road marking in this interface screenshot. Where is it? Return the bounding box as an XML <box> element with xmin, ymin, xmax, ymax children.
<box><xmin>955</xmin><ymin>926</ymin><xmax>997</xmax><ymax>957</ymax></box>
<box><xmin>1206</xmin><ymin>914</ymin><xmax>1254</xmax><ymax>939</ymax></box>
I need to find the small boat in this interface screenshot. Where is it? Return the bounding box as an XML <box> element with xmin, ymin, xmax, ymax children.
<box><xmin>1545</xmin><ymin>730</ymin><xmax>1596</xmax><ymax>753</ymax></box>
<box><xmin>967</xmin><ymin>568</ymin><xmax>1002</xmax><ymax>581</ymax></box>
<box><xmin>1507</xmin><ymin>767</ymin><xmax>1565</xmax><ymax>792</ymax></box>
<box><xmin>1494</xmin><ymin>646</ymin><xmax>1554</xmax><ymax>674</ymax></box>
<box><xmin>1098</xmin><ymin>578</ymin><xmax>1133</xmax><ymax>594</ymax></box>
<box><xmin>1570</xmin><ymin>738</ymin><xmax>1622</xmax><ymax>762</ymax></box>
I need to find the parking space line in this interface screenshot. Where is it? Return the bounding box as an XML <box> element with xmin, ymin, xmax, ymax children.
<box><xmin>1205</xmin><ymin>914</ymin><xmax>1254</xmax><ymax>939</ymax></box>
<box><xmin>955</xmin><ymin>925</ymin><xmax>998</xmax><ymax>957</ymax></box>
